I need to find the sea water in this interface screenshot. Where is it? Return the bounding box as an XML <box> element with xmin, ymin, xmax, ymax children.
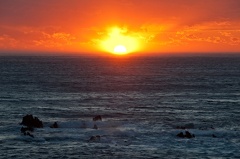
<box><xmin>0</xmin><ymin>55</ymin><xmax>240</xmax><ymax>158</ymax></box>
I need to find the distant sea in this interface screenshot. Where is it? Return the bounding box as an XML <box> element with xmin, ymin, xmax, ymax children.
<box><xmin>0</xmin><ymin>54</ymin><xmax>240</xmax><ymax>158</ymax></box>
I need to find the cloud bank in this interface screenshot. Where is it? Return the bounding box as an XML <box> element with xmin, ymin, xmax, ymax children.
<box><xmin>0</xmin><ymin>0</ymin><xmax>240</xmax><ymax>53</ymax></box>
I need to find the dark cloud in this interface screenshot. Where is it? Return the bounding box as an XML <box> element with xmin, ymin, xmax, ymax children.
<box><xmin>1</xmin><ymin>0</ymin><xmax>240</xmax><ymax>27</ymax></box>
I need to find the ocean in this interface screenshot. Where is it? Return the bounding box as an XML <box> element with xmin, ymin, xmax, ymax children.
<box><xmin>0</xmin><ymin>55</ymin><xmax>240</xmax><ymax>158</ymax></box>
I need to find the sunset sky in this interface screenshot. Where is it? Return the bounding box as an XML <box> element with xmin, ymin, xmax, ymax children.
<box><xmin>1</xmin><ymin>0</ymin><xmax>240</xmax><ymax>55</ymax></box>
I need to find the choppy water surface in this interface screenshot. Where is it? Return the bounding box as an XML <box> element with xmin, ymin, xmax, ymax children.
<box><xmin>0</xmin><ymin>55</ymin><xmax>240</xmax><ymax>158</ymax></box>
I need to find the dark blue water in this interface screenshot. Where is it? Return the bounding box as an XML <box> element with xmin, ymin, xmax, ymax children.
<box><xmin>0</xmin><ymin>55</ymin><xmax>240</xmax><ymax>158</ymax></box>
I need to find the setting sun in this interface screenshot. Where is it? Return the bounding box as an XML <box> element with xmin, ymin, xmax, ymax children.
<box><xmin>100</xmin><ymin>27</ymin><xmax>140</xmax><ymax>55</ymax></box>
<box><xmin>113</xmin><ymin>45</ymin><xmax>127</xmax><ymax>55</ymax></box>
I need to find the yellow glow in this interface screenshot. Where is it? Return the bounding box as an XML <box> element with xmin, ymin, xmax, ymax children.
<box><xmin>100</xmin><ymin>27</ymin><xmax>140</xmax><ymax>55</ymax></box>
<box><xmin>113</xmin><ymin>45</ymin><xmax>127</xmax><ymax>55</ymax></box>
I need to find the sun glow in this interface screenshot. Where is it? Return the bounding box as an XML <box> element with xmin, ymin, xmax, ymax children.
<box><xmin>100</xmin><ymin>27</ymin><xmax>140</xmax><ymax>55</ymax></box>
<box><xmin>113</xmin><ymin>45</ymin><xmax>127</xmax><ymax>55</ymax></box>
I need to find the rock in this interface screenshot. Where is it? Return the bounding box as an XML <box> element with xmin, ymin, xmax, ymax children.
<box><xmin>93</xmin><ymin>115</ymin><xmax>102</xmax><ymax>121</ymax></box>
<box><xmin>212</xmin><ymin>134</ymin><xmax>217</xmax><ymax>138</ymax></box>
<box><xmin>21</xmin><ymin>126</ymin><xmax>34</xmax><ymax>133</ymax></box>
<box><xmin>93</xmin><ymin>124</ymin><xmax>98</xmax><ymax>129</ymax></box>
<box><xmin>88</xmin><ymin>135</ymin><xmax>101</xmax><ymax>142</ymax></box>
<box><xmin>50</xmin><ymin>122</ymin><xmax>58</xmax><ymax>128</ymax></box>
<box><xmin>24</xmin><ymin>132</ymin><xmax>34</xmax><ymax>138</ymax></box>
<box><xmin>20</xmin><ymin>114</ymin><xmax>43</xmax><ymax>128</ymax></box>
<box><xmin>185</xmin><ymin>131</ymin><xmax>193</xmax><ymax>138</ymax></box>
<box><xmin>177</xmin><ymin>132</ymin><xmax>185</xmax><ymax>138</ymax></box>
<box><xmin>95</xmin><ymin>135</ymin><xmax>100</xmax><ymax>139</ymax></box>
<box><xmin>176</xmin><ymin>131</ymin><xmax>195</xmax><ymax>138</ymax></box>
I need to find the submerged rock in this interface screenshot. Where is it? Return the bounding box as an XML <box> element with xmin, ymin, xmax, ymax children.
<box><xmin>93</xmin><ymin>115</ymin><xmax>102</xmax><ymax>121</ymax></box>
<box><xmin>20</xmin><ymin>126</ymin><xmax>34</xmax><ymax>138</ymax></box>
<box><xmin>93</xmin><ymin>124</ymin><xmax>98</xmax><ymax>129</ymax></box>
<box><xmin>24</xmin><ymin>132</ymin><xmax>34</xmax><ymax>138</ymax></box>
<box><xmin>212</xmin><ymin>134</ymin><xmax>217</xmax><ymax>138</ymax></box>
<box><xmin>21</xmin><ymin>126</ymin><xmax>34</xmax><ymax>133</ymax></box>
<box><xmin>50</xmin><ymin>122</ymin><xmax>58</xmax><ymax>128</ymax></box>
<box><xmin>88</xmin><ymin>135</ymin><xmax>101</xmax><ymax>142</ymax></box>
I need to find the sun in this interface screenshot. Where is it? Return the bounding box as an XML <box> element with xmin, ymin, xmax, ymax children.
<box><xmin>113</xmin><ymin>45</ymin><xmax>127</xmax><ymax>55</ymax></box>
<box><xmin>99</xmin><ymin>27</ymin><xmax>140</xmax><ymax>55</ymax></box>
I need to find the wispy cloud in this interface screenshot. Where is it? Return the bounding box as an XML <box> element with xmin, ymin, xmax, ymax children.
<box><xmin>0</xmin><ymin>25</ymin><xmax>78</xmax><ymax>50</ymax></box>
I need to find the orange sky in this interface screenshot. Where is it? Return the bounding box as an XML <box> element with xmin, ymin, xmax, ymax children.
<box><xmin>0</xmin><ymin>0</ymin><xmax>240</xmax><ymax>55</ymax></box>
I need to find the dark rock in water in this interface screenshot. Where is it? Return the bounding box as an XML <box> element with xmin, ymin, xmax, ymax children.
<box><xmin>88</xmin><ymin>135</ymin><xmax>101</xmax><ymax>142</ymax></box>
<box><xmin>177</xmin><ymin>132</ymin><xmax>185</xmax><ymax>138</ymax></box>
<box><xmin>96</xmin><ymin>135</ymin><xmax>100</xmax><ymax>139</ymax></box>
<box><xmin>50</xmin><ymin>122</ymin><xmax>58</xmax><ymax>128</ymax></box>
<box><xmin>89</xmin><ymin>136</ymin><xmax>95</xmax><ymax>141</ymax></box>
<box><xmin>93</xmin><ymin>124</ymin><xmax>98</xmax><ymax>129</ymax></box>
<box><xmin>93</xmin><ymin>115</ymin><xmax>102</xmax><ymax>121</ymax></box>
<box><xmin>24</xmin><ymin>132</ymin><xmax>34</xmax><ymax>138</ymax></box>
<box><xmin>20</xmin><ymin>114</ymin><xmax>43</xmax><ymax>128</ymax></box>
<box><xmin>177</xmin><ymin>131</ymin><xmax>195</xmax><ymax>138</ymax></box>
<box><xmin>21</xmin><ymin>126</ymin><xmax>34</xmax><ymax>133</ymax></box>
<box><xmin>21</xmin><ymin>126</ymin><xmax>34</xmax><ymax>138</ymax></box>
<box><xmin>185</xmin><ymin>131</ymin><xmax>194</xmax><ymax>138</ymax></box>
